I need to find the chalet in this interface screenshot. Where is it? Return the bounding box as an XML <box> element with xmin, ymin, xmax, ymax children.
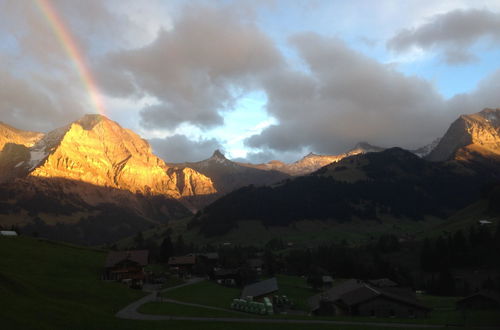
<box><xmin>104</xmin><ymin>250</ymin><xmax>149</xmax><ymax>288</ymax></box>
<box><xmin>0</xmin><ymin>230</ymin><xmax>18</xmax><ymax>237</ymax></box>
<box><xmin>457</xmin><ymin>290</ymin><xmax>500</xmax><ymax>310</ymax></box>
<box><xmin>168</xmin><ymin>255</ymin><xmax>196</xmax><ymax>275</ymax></box>
<box><xmin>213</xmin><ymin>268</ymin><xmax>240</xmax><ymax>286</ymax></box>
<box><xmin>241</xmin><ymin>277</ymin><xmax>279</xmax><ymax>301</ymax></box>
<box><xmin>308</xmin><ymin>279</ymin><xmax>430</xmax><ymax>318</ymax></box>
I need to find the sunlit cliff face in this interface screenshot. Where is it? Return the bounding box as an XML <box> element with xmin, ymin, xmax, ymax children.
<box><xmin>24</xmin><ymin>114</ymin><xmax>216</xmax><ymax>198</ymax></box>
<box><xmin>428</xmin><ymin>108</ymin><xmax>500</xmax><ymax>162</ymax></box>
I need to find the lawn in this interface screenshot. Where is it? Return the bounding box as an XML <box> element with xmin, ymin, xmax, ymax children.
<box><xmin>139</xmin><ymin>301</ymin><xmax>243</xmax><ymax>318</ymax></box>
<box><xmin>275</xmin><ymin>274</ymin><xmax>318</xmax><ymax>311</ymax></box>
<box><xmin>162</xmin><ymin>279</ymin><xmax>240</xmax><ymax>309</ymax></box>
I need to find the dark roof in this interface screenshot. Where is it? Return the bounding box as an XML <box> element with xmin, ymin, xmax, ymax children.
<box><xmin>241</xmin><ymin>277</ymin><xmax>278</xmax><ymax>298</ymax></box>
<box><xmin>308</xmin><ymin>279</ymin><xmax>364</xmax><ymax>310</ymax></box>
<box><xmin>367</xmin><ymin>278</ymin><xmax>398</xmax><ymax>288</ymax></box>
<box><xmin>196</xmin><ymin>252</ymin><xmax>219</xmax><ymax>260</ymax></box>
<box><xmin>168</xmin><ymin>255</ymin><xmax>196</xmax><ymax>266</ymax></box>
<box><xmin>457</xmin><ymin>290</ymin><xmax>500</xmax><ymax>304</ymax></box>
<box><xmin>214</xmin><ymin>268</ymin><xmax>239</xmax><ymax>277</ymax></box>
<box><xmin>308</xmin><ymin>279</ymin><xmax>429</xmax><ymax>311</ymax></box>
<box><xmin>105</xmin><ymin>250</ymin><xmax>149</xmax><ymax>268</ymax></box>
<box><xmin>340</xmin><ymin>286</ymin><xmax>379</xmax><ymax>306</ymax></box>
<box><xmin>247</xmin><ymin>258</ymin><xmax>263</xmax><ymax>268</ymax></box>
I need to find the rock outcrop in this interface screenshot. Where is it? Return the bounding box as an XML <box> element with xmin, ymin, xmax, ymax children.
<box><xmin>427</xmin><ymin>108</ymin><xmax>500</xmax><ymax>162</ymax></box>
<box><xmin>0</xmin><ymin>121</ymin><xmax>43</xmax><ymax>151</ymax></box>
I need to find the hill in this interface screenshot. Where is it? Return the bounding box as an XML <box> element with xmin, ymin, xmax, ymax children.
<box><xmin>190</xmin><ymin>148</ymin><xmax>492</xmax><ymax>237</ymax></box>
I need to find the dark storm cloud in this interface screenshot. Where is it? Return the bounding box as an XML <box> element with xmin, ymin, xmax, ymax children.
<box><xmin>149</xmin><ymin>134</ymin><xmax>222</xmax><ymax>163</ymax></box>
<box><xmin>388</xmin><ymin>9</ymin><xmax>500</xmax><ymax>64</ymax></box>
<box><xmin>100</xmin><ymin>4</ymin><xmax>283</xmax><ymax>130</ymax></box>
<box><xmin>0</xmin><ymin>69</ymin><xmax>86</xmax><ymax>132</ymax></box>
<box><xmin>246</xmin><ymin>33</ymin><xmax>450</xmax><ymax>154</ymax></box>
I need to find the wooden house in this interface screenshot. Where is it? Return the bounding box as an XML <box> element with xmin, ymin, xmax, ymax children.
<box><xmin>308</xmin><ymin>279</ymin><xmax>430</xmax><ymax>318</ymax></box>
<box><xmin>104</xmin><ymin>250</ymin><xmax>149</xmax><ymax>288</ymax></box>
<box><xmin>457</xmin><ymin>290</ymin><xmax>500</xmax><ymax>310</ymax></box>
<box><xmin>168</xmin><ymin>255</ymin><xmax>196</xmax><ymax>275</ymax></box>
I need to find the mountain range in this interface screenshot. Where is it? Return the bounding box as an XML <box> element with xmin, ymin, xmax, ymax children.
<box><xmin>0</xmin><ymin>108</ymin><xmax>499</xmax><ymax>244</ymax></box>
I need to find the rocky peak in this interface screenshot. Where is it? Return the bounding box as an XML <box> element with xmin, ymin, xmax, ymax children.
<box><xmin>210</xmin><ymin>149</ymin><xmax>227</xmax><ymax>160</ymax></box>
<box><xmin>427</xmin><ymin>108</ymin><xmax>500</xmax><ymax>162</ymax></box>
<box><xmin>75</xmin><ymin>114</ymin><xmax>106</xmax><ymax>130</ymax></box>
<box><xmin>11</xmin><ymin>115</ymin><xmax>216</xmax><ymax>200</ymax></box>
<box><xmin>348</xmin><ymin>142</ymin><xmax>385</xmax><ymax>154</ymax></box>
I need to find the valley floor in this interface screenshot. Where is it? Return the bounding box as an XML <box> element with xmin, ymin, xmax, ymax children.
<box><xmin>1</xmin><ymin>236</ymin><xmax>498</xmax><ymax>330</ymax></box>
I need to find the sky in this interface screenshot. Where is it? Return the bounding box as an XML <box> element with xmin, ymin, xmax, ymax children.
<box><xmin>1</xmin><ymin>0</ymin><xmax>500</xmax><ymax>163</ymax></box>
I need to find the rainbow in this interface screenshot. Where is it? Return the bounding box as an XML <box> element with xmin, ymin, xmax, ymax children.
<box><xmin>35</xmin><ymin>0</ymin><xmax>107</xmax><ymax>116</ymax></box>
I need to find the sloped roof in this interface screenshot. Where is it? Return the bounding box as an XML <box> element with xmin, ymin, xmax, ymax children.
<box><xmin>241</xmin><ymin>277</ymin><xmax>278</xmax><ymax>298</ymax></box>
<box><xmin>168</xmin><ymin>255</ymin><xmax>196</xmax><ymax>266</ymax></box>
<box><xmin>105</xmin><ymin>250</ymin><xmax>149</xmax><ymax>268</ymax></box>
<box><xmin>367</xmin><ymin>278</ymin><xmax>398</xmax><ymax>288</ymax></box>
<box><xmin>196</xmin><ymin>252</ymin><xmax>219</xmax><ymax>260</ymax></box>
<box><xmin>214</xmin><ymin>268</ymin><xmax>239</xmax><ymax>277</ymax></box>
<box><xmin>458</xmin><ymin>290</ymin><xmax>500</xmax><ymax>304</ymax></box>
<box><xmin>308</xmin><ymin>279</ymin><xmax>364</xmax><ymax>311</ymax></box>
<box><xmin>308</xmin><ymin>279</ymin><xmax>429</xmax><ymax>311</ymax></box>
<box><xmin>340</xmin><ymin>286</ymin><xmax>379</xmax><ymax>306</ymax></box>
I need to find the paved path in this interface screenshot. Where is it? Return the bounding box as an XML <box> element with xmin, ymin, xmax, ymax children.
<box><xmin>115</xmin><ymin>278</ymin><xmax>455</xmax><ymax>328</ymax></box>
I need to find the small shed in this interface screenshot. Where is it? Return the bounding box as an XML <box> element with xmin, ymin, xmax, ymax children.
<box><xmin>0</xmin><ymin>230</ymin><xmax>18</xmax><ymax>237</ymax></box>
<box><xmin>457</xmin><ymin>290</ymin><xmax>500</xmax><ymax>310</ymax></box>
<box><xmin>241</xmin><ymin>277</ymin><xmax>279</xmax><ymax>301</ymax></box>
<box><xmin>322</xmin><ymin>275</ymin><xmax>334</xmax><ymax>288</ymax></box>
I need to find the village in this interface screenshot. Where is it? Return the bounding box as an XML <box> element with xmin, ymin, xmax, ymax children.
<box><xmin>102</xmin><ymin>245</ymin><xmax>500</xmax><ymax>321</ymax></box>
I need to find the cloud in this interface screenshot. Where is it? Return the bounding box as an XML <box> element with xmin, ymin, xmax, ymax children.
<box><xmin>246</xmin><ymin>33</ymin><xmax>452</xmax><ymax>154</ymax></box>
<box><xmin>100</xmin><ymin>4</ymin><xmax>283</xmax><ymax>130</ymax></box>
<box><xmin>447</xmin><ymin>68</ymin><xmax>500</xmax><ymax>114</ymax></box>
<box><xmin>0</xmin><ymin>69</ymin><xmax>87</xmax><ymax>132</ymax></box>
<box><xmin>387</xmin><ymin>9</ymin><xmax>500</xmax><ymax>64</ymax></box>
<box><xmin>149</xmin><ymin>134</ymin><xmax>222</xmax><ymax>163</ymax></box>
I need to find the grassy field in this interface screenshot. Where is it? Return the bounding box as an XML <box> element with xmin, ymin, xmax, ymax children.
<box><xmin>162</xmin><ymin>279</ymin><xmax>241</xmax><ymax>309</ymax></box>
<box><xmin>139</xmin><ymin>301</ymin><xmax>243</xmax><ymax>317</ymax></box>
<box><xmin>274</xmin><ymin>274</ymin><xmax>318</xmax><ymax>311</ymax></box>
